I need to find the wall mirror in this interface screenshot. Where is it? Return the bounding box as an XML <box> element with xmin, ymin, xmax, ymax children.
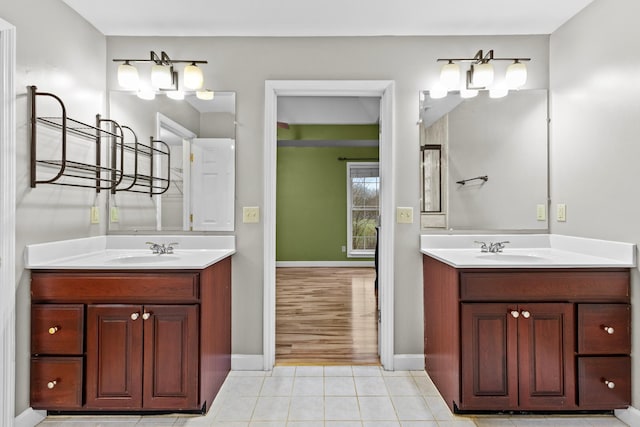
<box><xmin>107</xmin><ymin>91</ymin><xmax>236</xmax><ymax>232</ymax></box>
<box><xmin>419</xmin><ymin>89</ymin><xmax>548</xmax><ymax>231</ymax></box>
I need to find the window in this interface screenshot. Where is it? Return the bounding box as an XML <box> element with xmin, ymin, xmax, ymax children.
<box><xmin>347</xmin><ymin>162</ymin><xmax>380</xmax><ymax>257</ymax></box>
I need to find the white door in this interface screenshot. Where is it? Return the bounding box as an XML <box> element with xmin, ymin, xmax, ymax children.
<box><xmin>190</xmin><ymin>138</ymin><xmax>235</xmax><ymax>231</ymax></box>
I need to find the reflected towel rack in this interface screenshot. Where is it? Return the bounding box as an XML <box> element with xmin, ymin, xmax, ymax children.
<box><xmin>456</xmin><ymin>175</ymin><xmax>488</xmax><ymax>185</ymax></box>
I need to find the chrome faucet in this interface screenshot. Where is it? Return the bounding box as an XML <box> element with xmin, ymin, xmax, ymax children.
<box><xmin>475</xmin><ymin>240</ymin><xmax>510</xmax><ymax>253</ymax></box>
<box><xmin>145</xmin><ymin>241</ymin><xmax>179</xmax><ymax>254</ymax></box>
<box><xmin>489</xmin><ymin>241</ymin><xmax>510</xmax><ymax>253</ymax></box>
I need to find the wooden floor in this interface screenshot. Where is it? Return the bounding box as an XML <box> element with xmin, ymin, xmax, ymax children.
<box><xmin>276</xmin><ymin>267</ymin><xmax>379</xmax><ymax>365</ymax></box>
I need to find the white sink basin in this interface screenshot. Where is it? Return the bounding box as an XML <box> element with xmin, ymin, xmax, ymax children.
<box><xmin>106</xmin><ymin>254</ymin><xmax>181</xmax><ymax>264</ymax></box>
<box><xmin>476</xmin><ymin>253</ymin><xmax>548</xmax><ymax>262</ymax></box>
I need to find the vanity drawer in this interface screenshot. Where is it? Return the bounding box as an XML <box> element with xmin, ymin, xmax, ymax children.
<box><xmin>578</xmin><ymin>356</ymin><xmax>630</xmax><ymax>409</ymax></box>
<box><xmin>460</xmin><ymin>270</ymin><xmax>629</xmax><ymax>302</ymax></box>
<box><xmin>31</xmin><ymin>272</ymin><xmax>200</xmax><ymax>303</ymax></box>
<box><xmin>31</xmin><ymin>357</ymin><xmax>83</xmax><ymax>409</ymax></box>
<box><xmin>578</xmin><ymin>304</ymin><xmax>630</xmax><ymax>354</ymax></box>
<box><xmin>32</xmin><ymin>304</ymin><xmax>84</xmax><ymax>355</ymax></box>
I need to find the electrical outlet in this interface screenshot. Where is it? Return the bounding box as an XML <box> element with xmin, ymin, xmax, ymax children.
<box><xmin>556</xmin><ymin>203</ymin><xmax>567</xmax><ymax>222</ymax></box>
<box><xmin>341</xmin><ymin>245</ymin><xmax>346</xmax><ymax>253</ymax></box>
<box><xmin>396</xmin><ymin>207</ymin><xmax>414</xmax><ymax>224</ymax></box>
<box><xmin>536</xmin><ymin>204</ymin><xmax>546</xmax><ymax>221</ymax></box>
<box><xmin>110</xmin><ymin>206</ymin><xmax>119</xmax><ymax>223</ymax></box>
<box><xmin>90</xmin><ymin>206</ymin><xmax>100</xmax><ymax>224</ymax></box>
<box><xmin>243</xmin><ymin>206</ymin><xmax>260</xmax><ymax>223</ymax></box>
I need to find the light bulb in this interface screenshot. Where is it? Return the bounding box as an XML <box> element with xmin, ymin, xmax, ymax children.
<box><xmin>184</xmin><ymin>63</ymin><xmax>204</xmax><ymax>90</ymax></box>
<box><xmin>166</xmin><ymin>90</ymin><xmax>185</xmax><ymax>100</ymax></box>
<box><xmin>117</xmin><ymin>61</ymin><xmax>139</xmax><ymax>89</ymax></box>
<box><xmin>151</xmin><ymin>64</ymin><xmax>173</xmax><ymax>89</ymax></box>
<box><xmin>471</xmin><ymin>62</ymin><xmax>494</xmax><ymax>87</ymax></box>
<box><xmin>440</xmin><ymin>61</ymin><xmax>460</xmax><ymax>90</ymax></box>
<box><xmin>429</xmin><ymin>84</ymin><xmax>447</xmax><ymax>99</ymax></box>
<box><xmin>196</xmin><ymin>89</ymin><xmax>215</xmax><ymax>100</ymax></box>
<box><xmin>506</xmin><ymin>60</ymin><xmax>527</xmax><ymax>89</ymax></box>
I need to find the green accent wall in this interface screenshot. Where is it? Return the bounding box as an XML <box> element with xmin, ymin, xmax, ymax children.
<box><xmin>277</xmin><ymin>146</ymin><xmax>379</xmax><ymax>261</ymax></box>
<box><xmin>277</xmin><ymin>124</ymin><xmax>379</xmax><ymax>141</ymax></box>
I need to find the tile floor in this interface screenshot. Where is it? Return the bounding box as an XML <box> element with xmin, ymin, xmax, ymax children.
<box><xmin>38</xmin><ymin>366</ymin><xmax>628</xmax><ymax>427</ymax></box>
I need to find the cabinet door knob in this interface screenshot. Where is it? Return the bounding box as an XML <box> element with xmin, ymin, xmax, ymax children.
<box><xmin>521</xmin><ymin>310</ymin><xmax>531</xmax><ymax>319</ymax></box>
<box><xmin>603</xmin><ymin>326</ymin><xmax>615</xmax><ymax>334</ymax></box>
<box><xmin>47</xmin><ymin>380</ymin><xmax>57</xmax><ymax>389</ymax></box>
<box><xmin>510</xmin><ymin>310</ymin><xmax>520</xmax><ymax>318</ymax></box>
<box><xmin>142</xmin><ymin>312</ymin><xmax>151</xmax><ymax>320</ymax></box>
<box><xmin>48</xmin><ymin>326</ymin><xmax>59</xmax><ymax>335</ymax></box>
<box><xmin>131</xmin><ymin>312</ymin><xmax>140</xmax><ymax>320</ymax></box>
<box><xmin>604</xmin><ymin>380</ymin><xmax>615</xmax><ymax>389</ymax></box>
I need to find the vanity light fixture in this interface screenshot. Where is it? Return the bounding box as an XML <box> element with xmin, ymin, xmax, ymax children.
<box><xmin>196</xmin><ymin>89</ymin><xmax>215</xmax><ymax>100</ymax></box>
<box><xmin>113</xmin><ymin>51</ymin><xmax>208</xmax><ymax>95</ymax></box>
<box><xmin>437</xmin><ymin>49</ymin><xmax>530</xmax><ymax>94</ymax></box>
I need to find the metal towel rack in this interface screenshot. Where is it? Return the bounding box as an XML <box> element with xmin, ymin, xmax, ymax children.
<box><xmin>456</xmin><ymin>175</ymin><xmax>488</xmax><ymax>185</ymax></box>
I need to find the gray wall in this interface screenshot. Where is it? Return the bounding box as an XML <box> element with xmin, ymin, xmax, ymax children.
<box><xmin>106</xmin><ymin>35</ymin><xmax>550</xmax><ymax>359</ymax></box>
<box><xmin>549</xmin><ymin>0</ymin><xmax>640</xmax><ymax>407</ymax></box>
<box><xmin>0</xmin><ymin>0</ymin><xmax>107</xmax><ymax>415</ymax></box>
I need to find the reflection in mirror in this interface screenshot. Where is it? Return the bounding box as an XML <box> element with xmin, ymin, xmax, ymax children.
<box><xmin>419</xmin><ymin>89</ymin><xmax>548</xmax><ymax>231</ymax></box>
<box><xmin>108</xmin><ymin>91</ymin><xmax>236</xmax><ymax>232</ymax></box>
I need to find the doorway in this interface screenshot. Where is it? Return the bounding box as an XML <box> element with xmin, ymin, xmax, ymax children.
<box><xmin>263</xmin><ymin>80</ymin><xmax>395</xmax><ymax>370</ymax></box>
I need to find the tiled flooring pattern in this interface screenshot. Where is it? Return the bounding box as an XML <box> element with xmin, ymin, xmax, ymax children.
<box><xmin>38</xmin><ymin>366</ymin><xmax>628</xmax><ymax>427</ymax></box>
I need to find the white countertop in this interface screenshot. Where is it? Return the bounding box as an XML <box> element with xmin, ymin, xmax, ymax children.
<box><xmin>25</xmin><ymin>235</ymin><xmax>235</xmax><ymax>270</ymax></box>
<box><xmin>420</xmin><ymin>234</ymin><xmax>636</xmax><ymax>268</ymax></box>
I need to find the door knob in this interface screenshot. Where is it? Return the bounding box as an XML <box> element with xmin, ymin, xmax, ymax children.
<box><xmin>510</xmin><ymin>310</ymin><xmax>520</xmax><ymax>318</ymax></box>
<box><xmin>48</xmin><ymin>326</ymin><xmax>59</xmax><ymax>335</ymax></box>
<box><xmin>47</xmin><ymin>380</ymin><xmax>57</xmax><ymax>389</ymax></box>
<box><xmin>142</xmin><ymin>312</ymin><xmax>151</xmax><ymax>320</ymax></box>
<box><xmin>603</xmin><ymin>326</ymin><xmax>615</xmax><ymax>334</ymax></box>
<box><xmin>131</xmin><ymin>312</ymin><xmax>140</xmax><ymax>320</ymax></box>
<box><xmin>521</xmin><ymin>310</ymin><xmax>531</xmax><ymax>319</ymax></box>
<box><xmin>604</xmin><ymin>380</ymin><xmax>615</xmax><ymax>389</ymax></box>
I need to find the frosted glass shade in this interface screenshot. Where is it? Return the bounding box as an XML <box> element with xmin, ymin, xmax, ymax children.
<box><xmin>151</xmin><ymin>64</ymin><xmax>173</xmax><ymax>88</ymax></box>
<box><xmin>184</xmin><ymin>63</ymin><xmax>204</xmax><ymax>90</ymax></box>
<box><xmin>117</xmin><ymin>62</ymin><xmax>139</xmax><ymax>89</ymax></box>
<box><xmin>429</xmin><ymin>84</ymin><xmax>447</xmax><ymax>99</ymax></box>
<box><xmin>166</xmin><ymin>90</ymin><xmax>185</xmax><ymax>100</ymax></box>
<box><xmin>489</xmin><ymin>84</ymin><xmax>508</xmax><ymax>99</ymax></box>
<box><xmin>506</xmin><ymin>61</ymin><xmax>527</xmax><ymax>89</ymax></box>
<box><xmin>471</xmin><ymin>62</ymin><xmax>494</xmax><ymax>87</ymax></box>
<box><xmin>196</xmin><ymin>89</ymin><xmax>215</xmax><ymax>100</ymax></box>
<box><xmin>460</xmin><ymin>88</ymin><xmax>478</xmax><ymax>99</ymax></box>
<box><xmin>440</xmin><ymin>62</ymin><xmax>460</xmax><ymax>90</ymax></box>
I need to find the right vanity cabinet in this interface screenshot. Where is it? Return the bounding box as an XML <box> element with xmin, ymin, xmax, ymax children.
<box><xmin>423</xmin><ymin>255</ymin><xmax>631</xmax><ymax>413</ymax></box>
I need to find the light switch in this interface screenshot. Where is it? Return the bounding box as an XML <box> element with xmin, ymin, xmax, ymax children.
<box><xmin>90</xmin><ymin>206</ymin><xmax>100</xmax><ymax>224</ymax></box>
<box><xmin>556</xmin><ymin>204</ymin><xmax>567</xmax><ymax>222</ymax></box>
<box><xmin>536</xmin><ymin>204</ymin><xmax>546</xmax><ymax>221</ymax></box>
<box><xmin>243</xmin><ymin>206</ymin><xmax>260</xmax><ymax>223</ymax></box>
<box><xmin>396</xmin><ymin>207</ymin><xmax>414</xmax><ymax>224</ymax></box>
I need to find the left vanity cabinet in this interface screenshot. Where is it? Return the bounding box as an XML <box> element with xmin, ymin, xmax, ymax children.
<box><xmin>30</xmin><ymin>257</ymin><xmax>231</xmax><ymax>414</ymax></box>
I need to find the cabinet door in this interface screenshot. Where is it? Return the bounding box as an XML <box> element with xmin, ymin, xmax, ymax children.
<box><xmin>143</xmin><ymin>305</ymin><xmax>199</xmax><ymax>409</ymax></box>
<box><xmin>517</xmin><ymin>303</ymin><xmax>575</xmax><ymax>410</ymax></box>
<box><xmin>86</xmin><ymin>305</ymin><xmax>143</xmax><ymax>409</ymax></box>
<box><xmin>461</xmin><ymin>303</ymin><xmax>518</xmax><ymax>410</ymax></box>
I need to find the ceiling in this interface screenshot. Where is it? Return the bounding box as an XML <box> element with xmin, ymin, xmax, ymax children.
<box><xmin>61</xmin><ymin>0</ymin><xmax>594</xmax><ymax>37</ymax></box>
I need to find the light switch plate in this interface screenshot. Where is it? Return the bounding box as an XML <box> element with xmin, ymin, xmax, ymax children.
<box><xmin>536</xmin><ymin>204</ymin><xmax>546</xmax><ymax>221</ymax></box>
<box><xmin>396</xmin><ymin>207</ymin><xmax>414</xmax><ymax>224</ymax></box>
<box><xmin>556</xmin><ymin>203</ymin><xmax>567</xmax><ymax>222</ymax></box>
<box><xmin>243</xmin><ymin>206</ymin><xmax>260</xmax><ymax>223</ymax></box>
<box><xmin>90</xmin><ymin>206</ymin><xmax>100</xmax><ymax>224</ymax></box>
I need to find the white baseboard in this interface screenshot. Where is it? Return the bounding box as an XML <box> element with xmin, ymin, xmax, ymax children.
<box><xmin>15</xmin><ymin>408</ymin><xmax>46</xmax><ymax>427</ymax></box>
<box><xmin>615</xmin><ymin>406</ymin><xmax>640</xmax><ymax>426</ymax></box>
<box><xmin>393</xmin><ymin>354</ymin><xmax>425</xmax><ymax>371</ymax></box>
<box><xmin>276</xmin><ymin>261</ymin><xmax>375</xmax><ymax>268</ymax></box>
<box><xmin>231</xmin><ymin>354</ymin><xmax>265</xmax><ymax>371</ymax></box>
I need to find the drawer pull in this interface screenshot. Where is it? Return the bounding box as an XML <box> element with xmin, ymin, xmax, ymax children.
<box><xmin>142</xmin><ymin>312</ymin><xmax>151</xmax><ymax>320</ymax></box>
<box><xmin>130</xmin><ymin>312</ymin><xmax>140</xmax><ymax>320</ymax></box>
<box><xmin>48</xmin><ymin>326</ymin><xmax>59</xmax><ymax>335</ymax></box>
<box><xmin>47</xmin><ymin>380</ymin><xmax>57</xmax><ymax>389</ymax></box>
<box><xmin>604</xmin><ymin>380</ymin><xmax>616</xmax><ymax>389</ymax></box>
<box><xmin>521</xmin><ymin>310</ymin><xmax>531</xmax><ymax>319</ymax></box>
<box><xmin>510</xmin><ymin>310</ymin><xmax>520</xmax><ymax>318</ymax></box>
<box><xmin>603</xmin><ymin>326</ymin><xmax>615</xmax><ymax>335</ymax></box>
